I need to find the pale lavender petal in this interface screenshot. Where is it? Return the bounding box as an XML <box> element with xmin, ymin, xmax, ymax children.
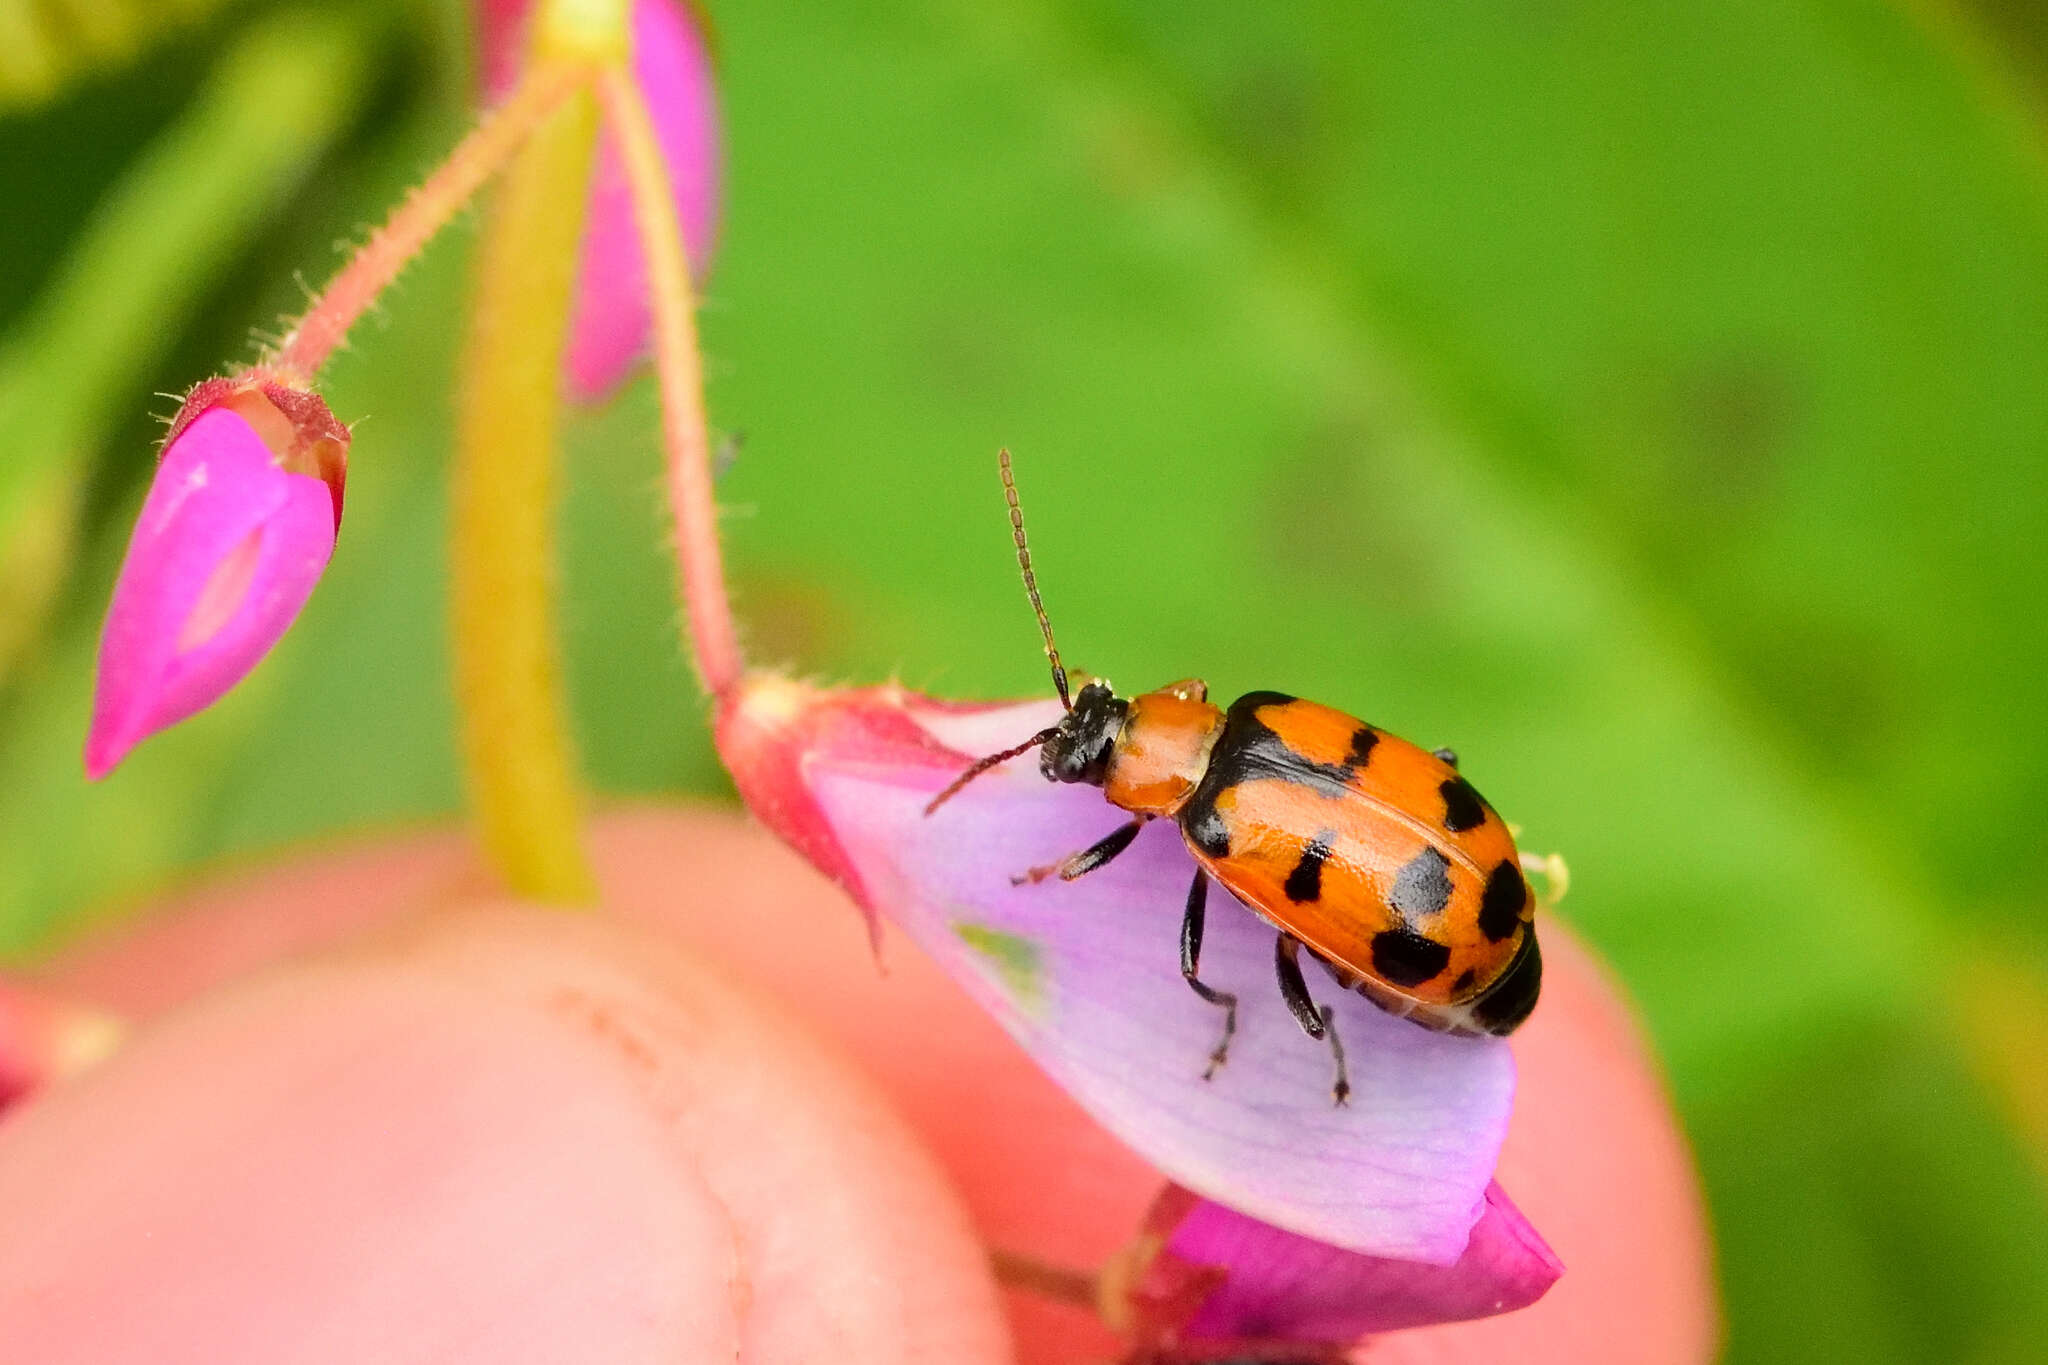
<box><xmin>799</xmin><ymin>695</ymin><xmax>1517</xmax><ymax>1266</ymax></box>
<box><xmin>1143</xmin><ymin>1181</ymin><xmax>1560</xmax><ymax>1344</ymax></box>
<box><xmin>565</xmin><ymin>0</ymin><xmax>720</xmax><ymax>401</ymax></box>
<box><xmin>84</xmin><ymin>409</ymin><xmax>335</xmax><ymax>779</ymax></box>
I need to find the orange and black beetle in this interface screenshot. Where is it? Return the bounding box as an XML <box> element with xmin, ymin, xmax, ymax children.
<box><xmin>927</xmin><ymin>452</ymin><xmax>1543</xmax><ymax>1103</ymax></box>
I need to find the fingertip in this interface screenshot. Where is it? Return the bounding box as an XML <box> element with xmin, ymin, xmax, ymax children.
<box><xmin>5</xmin><ymin>904</ymin><xmax>1012</xmax><ymax>1365</ymax></box>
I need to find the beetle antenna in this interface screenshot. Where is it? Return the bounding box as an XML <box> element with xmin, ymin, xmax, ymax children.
<box><xmin>924</xmin><ymin>726</ymin><xmax>1063</xmax><ymax>816</ymax></box>
<box><xmin>1000</xmin><ymin>449</ymin><xmax>1071</xmax><ymax>710</ymax></box>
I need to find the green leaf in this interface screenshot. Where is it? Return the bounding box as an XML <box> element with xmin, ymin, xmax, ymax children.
<box><xmin>0</xmin><ymin>4</ymin><xmax>372</xmax><ymax>687</ymax></box>
<box><xmin>0</xmin><ymin>0</ymin><xmax>236</xmax><ymax>109</ymax></box>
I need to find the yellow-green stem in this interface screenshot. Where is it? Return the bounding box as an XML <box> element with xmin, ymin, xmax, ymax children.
<box><xmin>450</xmin><ymin>86</ymin><xmax>600</xmax><ymax>903</ymax></box>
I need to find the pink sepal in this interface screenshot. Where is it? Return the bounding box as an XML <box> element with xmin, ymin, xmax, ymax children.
<box><xmin>1122</xmin><ymin>1181</ymin><xmax>1561</xmax><ymax>1355</ymax></box>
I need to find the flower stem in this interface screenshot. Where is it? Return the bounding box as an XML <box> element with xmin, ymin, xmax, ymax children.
<box><xmin>272</xmin><ymin>61</ymin><xmax>588</xmax><ymax>381</ymax></box>
<box><xmin>988</xmin><ymin>1247</ymin><xmax>1100</xmax><ymax>1308</ymax></box>
<box><xmin>449</xmin><ymin>81</ymin><xmax>602</xmax><ymax>904</ymax></box>
<box><xmin>596</xmin><ymin>66</ymin><xmax>743</xmax><ymax>696</ymax></box>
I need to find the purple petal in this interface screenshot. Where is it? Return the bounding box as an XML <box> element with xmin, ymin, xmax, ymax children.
<box><xmin>1135</xmin><ymin>1181</ymin><xmax>1560</xmax><ymax>1346</ymax></box>
<box><xmin>85</xmin><ymin>408</ymin><xmax>335</xmax><ymax>779</ymax></box>
<box><xmin>565</xmin><ymin>0</ymin><xmax>720</xmax><ymax>401</ymax></box>
<box><xmin>724</xmin><ymin>682</ymin><xmax>1517</xmax><ymax>1266</ymax></box>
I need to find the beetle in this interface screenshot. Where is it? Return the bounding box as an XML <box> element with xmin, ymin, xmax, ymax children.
<box><xmin>925</xmin><ymin>451</ymin><xmax>1543</xmax><ymax>1103</ymax></box>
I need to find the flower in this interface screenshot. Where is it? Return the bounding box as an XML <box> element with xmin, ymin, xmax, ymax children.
<box><xmin>476</xmin><ymin>0</ymin><xmax>721</xmax><ymax>402</ymax></box>
<box><xmin>84</xmin><ymin>374</ymin><xmax>347</xmax><ymax>780</ymax></box>
<box><xmin>716</xmin><ymin>674</ymin><xmax>1562</xmax><ymax>1353</ymax></box>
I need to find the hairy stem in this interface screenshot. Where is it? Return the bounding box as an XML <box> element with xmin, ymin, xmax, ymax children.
<box><xmin>449</xmin><ymin>82</ymin><xmax>601</xmax><ymax>903</ymax></box>
<box><xmin>988</xmin><ymin>1247</ymin><xmax>1101</xmax><ymax>1308</ymax></box>
<box><xmin>596</xmin><ymin>66</ymin><xmax>743</xmax><ymax>695</ymax></box>
<box><xmin>273</xmin><ymin>62</ymin><xmax>587</xmax><ymax>381</ymax></box>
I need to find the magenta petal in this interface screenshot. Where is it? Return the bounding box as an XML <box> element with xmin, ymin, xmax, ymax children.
<box><xmin>566</xmin><ymin>0</ymin><xmax>721</xmax><ymax>401</ymax></box>
<box><xmin>472</xmin><ymin>0</ymin><xmax>533</xmax><ymax>102</ymax></box>
<box><xmin>1149</xmin><ymin>1181</ymin><xmax>1561</xmax><ymax>1344</ymax></box>
<box><xmin>84</xmin><ymin>408</ymin><xmax>335</xmax><ymax>779</ymax></box>
<box><xmin>725</xmin><ymin>683</ymin><xmax>1517</xmax><ymax>1266</ymax></box>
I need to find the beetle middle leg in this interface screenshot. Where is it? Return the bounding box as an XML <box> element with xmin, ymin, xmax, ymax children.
<box><xmin>1179</xmin><ymin>869</ymin><xmax>1239</xmax><ymax>1079</ymax></box>
<box><xmin>1276</xmin><ymin>934</ymin><xmax>1351</xmax><ymax>1106</ymax></box>
<box><xmin>1011</xmin><ymin>816</ymin><xmax>1150</xmax><ymax>885</ymax></box>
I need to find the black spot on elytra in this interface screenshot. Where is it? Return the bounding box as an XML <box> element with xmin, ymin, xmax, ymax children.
<box><xmin>1183</xmin><ymin>802</ymin><xmax>1230</xmax><ymax>858</ymax></box>
<box><xmin>1371</xmin><ymin>929</ymin><xmax>1452</xmax><ymax>987</ymax></box>
<box><xmin>1479</xmin><ymin>860</ymin><xmax>1528</xmax><ymax>942</ymax></box>
<box><xmin>1472</xmin><ymin>931</ymin><xmax>1541</xmax><ymax>1034</ymax></box>
<box><xmin>1197</xmin><ymin>692</ymin><xmax>1355</xmax><ymax>799</ymax></box>
<box><xmin>1388</xmin><ymin>846</ymin><xmax>1453</xmax><ymax>919</ymax></box>
<box><xmin>1347</xmin><ymin>727</ymin><xmax>1379</xmax><ymax>768</ymax></box>
<box><xmin>1452</xmin><ymin>968</ymin><xmax>1478</xmax><ymax>996</ymax></box>
<box><xmin>1284</xmin><ymin>831</ymin><xmax>1334</xmax><ymax>902</ymax></box>
<box><xmin>1438</xmin><ymin>776</ymin><xmax>1486</xmax><ymax>833</ymax></box>
<box><xmin>1183</xmin><ymin>694</ymin><xmax>1390</xmax><ymax>873</ymax></box>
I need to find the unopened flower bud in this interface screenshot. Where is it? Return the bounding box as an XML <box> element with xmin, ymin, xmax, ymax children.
<box><xmin>84</xmin><ymin>373</ymin><xmax>348</xmax><ymax>779</ymax></box>
<box><xmin>476</xmin><ymin>0</ymin><xmax>721</xmax><ymax>401</ymax></box>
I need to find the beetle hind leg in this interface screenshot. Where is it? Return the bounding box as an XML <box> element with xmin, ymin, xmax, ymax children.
<box><xmin>1276</xmin><ymin>934</ymin><xmax>1351</xmax><ymax>1107</ymax></box>
<box><xmin>1179</xmin><ymin>870</ymin><xmax>1238</xmax><ymax>1078</ymax></box>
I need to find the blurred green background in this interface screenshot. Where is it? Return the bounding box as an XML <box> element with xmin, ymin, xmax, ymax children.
<box><xmin>5</xmin><ymin>0</ymin><xmax>2048</xmax><ymax>1358</ymax></box>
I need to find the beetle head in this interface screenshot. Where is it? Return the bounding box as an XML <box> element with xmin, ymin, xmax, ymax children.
<box><xmin>1039</xmin><ymin>681</ymin><xmax>1129</xmax><ymax>787</ymax></box>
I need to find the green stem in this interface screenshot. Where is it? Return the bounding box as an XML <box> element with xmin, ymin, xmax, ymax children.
<box><xmin>449</xmin><ymin>84</ymin><xmax>601</xmax><ymax>904</ymax></box>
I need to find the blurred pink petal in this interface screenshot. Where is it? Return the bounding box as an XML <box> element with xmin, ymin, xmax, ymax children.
<box><xmin>473</xmin><ymin>0</ymin><xmax>530</xmax><ymax>96</ymax></box>
<box><xmin>718</xmin><ymin>676</ymin><xmax>1519</xmax><ymax>1269</ymax></box>
<box><xmin>475</xmin><ymin>0</ymin><xmax>721</xmax><ymax>401</ymax></box>
<box><xmin>1124</xmin><ymin>1181</ymin><xmax>1559</xmax><ymax>1354</ymax></box>
<box><xmin>0</xmin><ymin>979</ymin><xmax>123</xmax><ymax>1112</ymax></box>
<box><xmin>85</xmin><ymin>393</ymin><xmax>343</xmax><ymax>780</ymax></box>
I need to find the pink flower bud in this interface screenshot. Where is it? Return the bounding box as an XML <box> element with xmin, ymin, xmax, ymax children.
<box><xmin>476</xmin><ymin>0</ymin><xmax>721</xmax><ymax>402</ymax></box>
<box><xmin>84</xmin><ymin>376</ymin><xmax>348</xmax><ymax>780</ymax></box>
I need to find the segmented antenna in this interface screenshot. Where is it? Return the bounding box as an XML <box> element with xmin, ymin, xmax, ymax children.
<box><xmin>1000</xmin><ymin>449</ymin><xmax>1070</xmax><ymax>710</ymax></box>
<box><xmin>924</xmin><ymin>726</ymin><xmax>1063</xmax><ymax>816</ymax></box>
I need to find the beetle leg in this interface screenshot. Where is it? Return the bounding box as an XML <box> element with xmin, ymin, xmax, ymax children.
<box><xmin>1276</xmin><ymin>934</ymin><xmax>1351</xmax><ymax>1107</ymax></box>
<box><xmin>1011</xmin><ymin>816</ymin><xmax>1149</xmax><ymax>885</ymax></box>
<box><xmin>1519</xmin><ymin>848</ymin><xmax>1570</xmax><ymax>907</ymax></box>
<box><xmin>1431</xmin><ymin>746</ymin><xmax>1459</xmax><ymax>768</ymax></box>
<box><xmin>1179</xmin><ymin>870</ymin><xmax>1239</xmax><ymax>1079</ymax></box>
<box><xmin>1320</xmin><ymin>1005</ymin><xmax>1349</xmax><ymax>1106</ymax></box>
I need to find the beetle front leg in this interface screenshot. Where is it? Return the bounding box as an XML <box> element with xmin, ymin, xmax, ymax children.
<box><xmin>1011</xmin><ymin>816</ymin><xmax>1150</xmax><ymax>885</ymax></box>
